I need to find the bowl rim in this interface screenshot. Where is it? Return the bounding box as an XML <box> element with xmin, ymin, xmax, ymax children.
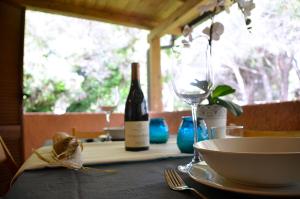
<box><xmin>194</xmin><ymin>137</ymin><xmax>300</xmax><ymax>155</ymax></box>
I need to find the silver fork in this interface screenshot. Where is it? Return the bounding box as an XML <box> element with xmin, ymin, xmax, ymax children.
<box><xmin>164</xmin><ymin>169</ymin><xmax>208</xmax><ymax>199</ymax></box>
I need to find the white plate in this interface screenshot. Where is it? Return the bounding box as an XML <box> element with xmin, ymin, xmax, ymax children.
<box><xmin>188</xmin><ymin>162</ymin><xmax>300</xmax><ymax>196</ymax></box>
<box><xmin>104</xmin><ymin>127</ymin><xmax>124</xmax><ymax>140</ymax></box>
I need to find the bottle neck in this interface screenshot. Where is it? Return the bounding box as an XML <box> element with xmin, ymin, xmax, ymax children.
<box><xmin>131</xmin><ymin>62</ymin><xmax>140</xmax><ymax>85</ymax></box>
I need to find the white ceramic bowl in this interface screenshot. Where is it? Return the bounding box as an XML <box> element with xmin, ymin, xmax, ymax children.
<box><xmin>104</xmin><ymin>127</ymin><xmax>124</xmax><ymax>141</ymax></box>
<box><xmin>194</xmin><ymin>137</ymin><xmax>300</xmax><ymax>186</ymax></box>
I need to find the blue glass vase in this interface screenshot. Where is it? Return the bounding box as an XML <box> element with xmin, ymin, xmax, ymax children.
<box><xmin>177</xmin><ymin>116</ymin><xmax>208</xmax><ymax>153</ymax></box>
<box><xmin>149</xmin><ymin>118</ymin><xmax>169</xmax><ymax>143</ymax></box>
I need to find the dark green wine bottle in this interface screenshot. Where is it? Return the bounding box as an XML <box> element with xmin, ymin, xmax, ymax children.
<box><xmin>124</xmin><ymin>62</ymin><xmax>149</xmax><ymax>151</ymax></box>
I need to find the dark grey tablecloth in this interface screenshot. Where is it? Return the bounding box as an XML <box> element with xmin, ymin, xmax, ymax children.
<box><xmin>4</xmin><ymin>157</ymin><xmax>283</xmax><ymax>199</ymax></box>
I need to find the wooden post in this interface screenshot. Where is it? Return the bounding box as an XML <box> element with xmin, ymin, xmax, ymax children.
<box><xmin>0</xmin><ymin>0</ymin><xmax>25</xmax><ymax>164</ymax></box>
<box><xmin>148</xmin><ymin>37</ymin><xmax>163</xmax><ymax>112</ymax></box>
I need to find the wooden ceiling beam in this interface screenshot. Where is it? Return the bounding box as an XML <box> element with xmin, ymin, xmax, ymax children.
<box><xmin>148</xmin><ymin>0</ymin><xmax>206</xmax><ymax>41</ymax></box>
<box><xmin>7</xmin><ymin>0</ymin><xmax>161</xmax><ymax>30</ymax></box>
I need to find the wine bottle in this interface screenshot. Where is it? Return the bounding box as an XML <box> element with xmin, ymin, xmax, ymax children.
<box><xmin>124</xmin><ymin>62</ymin><xmax>149</xmax><ymax>151</ymax></box>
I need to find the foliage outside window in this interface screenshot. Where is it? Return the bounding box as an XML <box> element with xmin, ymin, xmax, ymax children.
<box><xmin>24</xmin><ymin>0</ymin><xmax>300</xmax><ymax>113</ymax></box>
<box><xmin>161</xmin><ymin>0</ymin><xmax>300</xmax><ymax>110</ymax></box>
<box><xmin>23</xmin><ymin>11</ymin><xmax>148</xmax><ymax>113</ymax></box>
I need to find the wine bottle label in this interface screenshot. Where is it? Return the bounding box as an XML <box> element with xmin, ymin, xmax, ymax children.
<box><xmin>125</xmin><ymin>121</ymin><xmax>149</xmax><ymax>148</ymax></box>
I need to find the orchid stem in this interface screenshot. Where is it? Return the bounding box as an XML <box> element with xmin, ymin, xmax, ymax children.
<box><xmin>209</xmin><ymin>6</ymin><xmax>217</xmax><ymax>56</ymax></box>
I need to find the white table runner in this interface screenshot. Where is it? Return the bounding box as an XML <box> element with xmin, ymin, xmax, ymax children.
<box><xmin>13</xmin><ymin>137</ymin><xmax>189</xmax><ymax>183</ymax></box>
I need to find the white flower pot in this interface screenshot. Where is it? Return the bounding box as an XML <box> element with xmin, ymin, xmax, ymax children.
<box><xmin>198</xmin><ymin>104</ymin><xmax>227</xmax><ymax>129</ymax></box>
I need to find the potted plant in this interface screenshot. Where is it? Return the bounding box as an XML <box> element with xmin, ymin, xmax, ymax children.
<box><xmin>198</xmin><ymin>84</ymin><xmax>243</xmax><ymax>129</ymax></box>
<box><xmin>182</xmin><ymin>0</ymin><xmax>254</xmax><ymax>128</ymax></box>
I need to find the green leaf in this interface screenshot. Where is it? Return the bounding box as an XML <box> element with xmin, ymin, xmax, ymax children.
<box><xmin>216</xmin><ymin>98</ymin><xmax>243</xmax><ymax>116</ymax></box>
<box><xmin>212</xmin><ymin>85</ymin><xmax>235</xmax><ymax>99</ymax></box>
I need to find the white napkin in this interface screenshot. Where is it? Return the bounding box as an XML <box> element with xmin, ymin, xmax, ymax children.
<box><xmin>13</xmin><ymin>136</ymin><xmax>189</xmax><ymax>180</ymax></box>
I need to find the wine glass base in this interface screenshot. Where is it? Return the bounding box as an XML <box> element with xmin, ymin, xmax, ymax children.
<box><xmin>177</xmin><ymin>155</ymin><xmax>201</xmax><ymax>173</ymax></box>
<box><xmin>177</xmin><ymin>161</ymin><xmax>193</xmax><ymax>173</ymax></box>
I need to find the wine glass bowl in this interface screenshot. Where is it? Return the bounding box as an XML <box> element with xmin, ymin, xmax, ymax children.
<box><xmin>171</xmin><ymin>35</ymin><xmax>213</xmax><ymax>172</ymax></box>
<box><xmin>99</xmin><ymin>87</ymin><xmax>120</xmax><ymax>134</ymax></box>
<box><xmin>171</xmin><ymin>36</ymin><xmax>213</xmax><ymax>104</ymax></box>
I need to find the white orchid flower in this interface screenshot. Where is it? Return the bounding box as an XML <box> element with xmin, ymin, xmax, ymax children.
<box><xmin>182</xmin><ymin>25</ymin><xmax>193</xmax><ymax>37</ymax></box>
<box><xmin>181</xmin><ymin>39</ymin><xmax>191</xmax><ymax>48</ymax></box>
<box><xmin>237</xmin><ymin>0</ymin><xmax>255</xmax><ymax>17</ymax></box>
<box><xmin>244</xmin><ymin>2</ymin><xmax>255</xmax><ymax>16</ymax></box>
<box><xmin>202</xmin><ymin>22</ymin><xmax>224</xmax><ymax>41</ymax></box>
<box><xmin>222</xmin><ymin>0</ymin><xmax>233</xmax><ymax>13</ymax></box>
<box><xmin>198</xmin><ymin>0</ymin><xmax>218</xmax><ymax>16</ymax></box>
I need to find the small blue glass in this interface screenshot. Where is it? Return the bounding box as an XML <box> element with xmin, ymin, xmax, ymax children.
<box><xmin>149</xmin><ymin>118</ymin><xmax>169</xmax><ymax>143</ymax></box>
<box><xmin>177</xmin><ymin>116</ymin><xmax>208</xmax><ymax>153</ymax></box>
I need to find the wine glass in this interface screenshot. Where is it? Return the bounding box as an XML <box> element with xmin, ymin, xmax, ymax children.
<box><xmin>171</xmin><ymin>35</ymin><xmax>213</xmax><ymax>173</ymax></box>
<box><xmin>99</xmin><ymin>87</ymin><xmax>120</xmax><ymax>139</ymax></box>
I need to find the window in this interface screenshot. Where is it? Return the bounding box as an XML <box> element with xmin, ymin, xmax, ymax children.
<box><xmin>24</xmin><ymin>1</ymin><xmax>300</xmax><ymax>113</ymax></box>
<box><xmin>23</xmin><ymin>10</ymin><xmax>148</xmax><ymax>113</ymax></box>
<box><xmin>161</xmin><ymin>0</ymin><xmax>300</xmax><ymax>111</ymax></box>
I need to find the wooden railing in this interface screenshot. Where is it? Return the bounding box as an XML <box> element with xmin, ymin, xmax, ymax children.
<box><xmin>227</xmin><ymin>101</ymin><xmax>300</xmax><ymax>131</ymax></box>
<box><xmin>23</xmin><ymin>111</ymin><xmax>191</xmax><ymax>158</ymax></box>
<box><xmin>23</xmin><ymin>101</ymin><xmax>300</xmax><ymax>159</ymax></box>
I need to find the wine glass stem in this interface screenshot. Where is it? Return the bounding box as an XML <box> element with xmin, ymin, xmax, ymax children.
<box><xmin>105</xmin><ymin>112</ymin><xmax>111</xmax><ymax>129</ymax></box>
<box><xmin>191</xmin><ymin>104</ymin><xmax>200</xmax><ymax>164</ymax></box>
